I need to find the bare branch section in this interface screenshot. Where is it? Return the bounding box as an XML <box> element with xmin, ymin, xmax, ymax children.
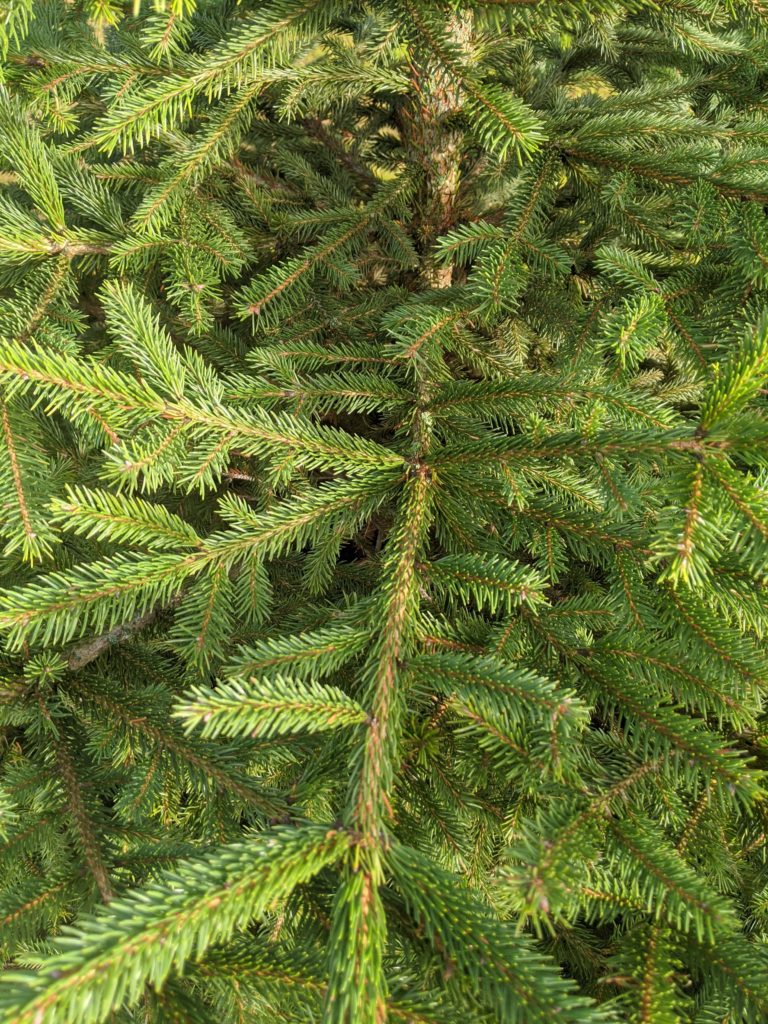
<box><xmin>66</xmin><ymin>599</ymin><xmax>180</xmax><ymax>671</ymax></box>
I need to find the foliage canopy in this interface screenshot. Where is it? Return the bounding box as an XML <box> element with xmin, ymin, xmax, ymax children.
<box><xmin>1</xmin><ymin>1</ymin><xmax>768</xmax><ymax>1022</ymax></box>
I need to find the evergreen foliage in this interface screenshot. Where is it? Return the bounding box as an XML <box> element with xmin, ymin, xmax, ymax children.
<box><xmin>0</xmin><ymin>1</ymin><xmax>768</xmax><ymax>1021</ymax></box>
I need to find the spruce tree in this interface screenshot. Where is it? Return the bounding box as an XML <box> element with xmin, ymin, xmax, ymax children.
<box><xmin>1</xmin><ymin>0</ymin><xmax>768</xmax><ymax>1021</ymax></box>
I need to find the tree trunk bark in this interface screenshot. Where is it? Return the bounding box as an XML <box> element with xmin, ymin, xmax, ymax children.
<box><xmin>402</xmin><ymin>11</ymin><xmax>473</xmax><ymax>288</ymax></box>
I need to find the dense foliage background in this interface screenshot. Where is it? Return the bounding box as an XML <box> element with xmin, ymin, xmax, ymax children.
<box><xmin>1</xmin><ymin>1</ymin><xmax>768</xmax><ymax>1021</ymax></box>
